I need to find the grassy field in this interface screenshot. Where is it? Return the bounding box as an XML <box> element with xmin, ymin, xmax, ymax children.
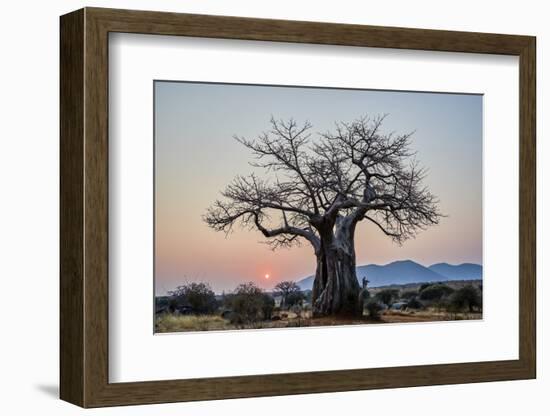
<box><xmin>155</xmin><ymin>308</ymin><xmax>481</xmax><ymax>333</ymax></box>
<box><xmin>381</xmin><ymin>309</ymin><xmax>482</xmax><ymax>323</ymax></box>
<box><xmin>155</xmin><ymin>314</ymin><xmax>234</xmax><ymax>332</ymax></box>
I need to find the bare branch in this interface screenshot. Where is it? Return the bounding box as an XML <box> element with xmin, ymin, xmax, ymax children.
<box><xmin>204</xmin><ymin>115</ymin><xmax>442</xmax><ymax>248</ymax></box>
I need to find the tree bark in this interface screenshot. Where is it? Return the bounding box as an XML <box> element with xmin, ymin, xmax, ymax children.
<box><xmin>311</xmin><ymin>217</ymin><xmax>361</xmax><ymax>317</ymax></box>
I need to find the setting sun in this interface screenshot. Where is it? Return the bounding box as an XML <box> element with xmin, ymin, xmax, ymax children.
<box><xmin>264</xmin><ymin>273</ymin><xmax>270</xmax><ymax>280</ymax></box>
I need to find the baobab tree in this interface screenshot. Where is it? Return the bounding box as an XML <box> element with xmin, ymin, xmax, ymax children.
<box><xmin>204</xmin><ymin>115</ymin><xmax>442</xmax><ymax>317</ymax></box>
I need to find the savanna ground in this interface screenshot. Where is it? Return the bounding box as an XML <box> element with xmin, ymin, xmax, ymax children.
<box><xmin>155</xmin><ymin>280</ymin><xmax>483</xmax><ymax>333</ymax></box>
<box><xmin>155</xmin><ymin>279</ymin><xmax>482</xmax><ymax>333</ymax></box>
<box><xmin>155</xmin><ymin>309</ymin><xmax>482</xmax><ymax>333</ymax></box>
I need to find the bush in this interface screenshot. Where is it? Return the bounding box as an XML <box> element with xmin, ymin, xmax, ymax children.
<box><xmin>406</xmin><ymin>297</ymin><xmax>424</xmax><ymax>309</ymax></box>
<box><xmin>365</xmin><ymin>300</ymin><xmax>382</xmax><ymax>320</ymax></box>
<box><xmin>358</xmin><ymin>287</ymin><xmax>371</xmax><ymax>301</ymax></box>
<box><xmin>401</xmin><ymin>290</ymin><xmax>419</xmax><ymax>300</ymax></box>
<box><xmin>261</xmin><ymin>293</ymin><xmax>275</xmax><ymax>320</ymax></box>
<box><xmin>419</xmin><ymin>284</ymin><xmax>454</xmax><ymax>302</ymax></box>
<box><xmin>168</xmin><ymin>282</ymin><xmax>218</xmax><ymax>314</ymax></box>
<box><xmin>449</xmin><ymin>285</ymin><xmax>482</xmax><ymax>312</ymax></box>
<box><xmin>290</xmin><ymin>304</ymin><xmax>304</xmax><ymax>319</ymax></box>
<box><xmin>286</xmin><ymin>290</ymin><xmax>306</xmax><ymax>308</ymax></box>
<box><xmin>230</xmin><ymin>282</ymin><xmax>274</xmax><ymax>323</ymax></box>
<box><xmin>375</xmin><ymin>289</ymin><xmax>399</xmax><ymax>306</ymax></box>
<box><xmin>433</xmin><ymin>299</ymin><xmax>450</xmax><ymax>313</ymax></box>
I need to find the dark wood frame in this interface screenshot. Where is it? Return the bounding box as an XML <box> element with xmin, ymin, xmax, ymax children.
<box><xmin>60</xmin><ymin>7</ymin><xmax>536</xmax><ymax>408</ymax></box>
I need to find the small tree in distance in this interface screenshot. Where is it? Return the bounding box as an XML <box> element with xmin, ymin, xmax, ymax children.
<box><xmin>261</xmin><ymin>293</ymin><xmax>275</xmax><ymax>320</ymax></box>
<box><xmin>168</xmin><ymin>282</ymin><xmax>218</xmax><ymax>314</ymax></box>
<box><xmin>230</xmin><ymin>282</ymin><xmax>273</xmax><ymax>324</ymax></box>
<box><xmin>375</xmin><ymin>289</ymin><xmax>399</xmax><ymax>306</ymax></box>
<box><xmin>273</xmin><ymin>281</ymin><xmax>302</xmax><ymax>309</ymax></box>
<box><xmin>401</xmin><ymin>290</ymin><xmax>419</xmax><ymax>300</ymax></box>
<box><xmin>286</xmin><ymin>290</ymin><xmax>306</xmax><ymax>308</ymax></box>
<box><xmin>419</xmin><ymin>284</ymin><xmax>454</xmax><ymax>302</ymax></box>
<box><xmin>449</xmin><ymin>285</ymin><xmax>481</xmax><ymax>312</ymax></box>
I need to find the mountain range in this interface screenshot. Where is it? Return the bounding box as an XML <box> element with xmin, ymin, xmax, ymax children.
<box><xmin>296</xmin><ymin>260</ymin><xmax>482</xmax><ymax>291</ymax></box>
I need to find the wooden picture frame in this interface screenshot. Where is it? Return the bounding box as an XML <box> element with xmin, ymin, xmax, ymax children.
<box><xmin>60</xmin><ymin>7</ymin><xmax>536</xmax><ymax>408</ymax></box>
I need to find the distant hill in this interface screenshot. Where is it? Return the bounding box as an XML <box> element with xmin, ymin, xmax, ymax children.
<box><xmin>371</xmin><ymin>279</ymin><xmax>482</xmax><ymax>293</ymax></box>
<box><xmin>428</xmin><ymin>263</ymin><xmax>482</xmax><ymax>280</ymax></box>
<box><xmin>296</xmin><ymin>260</ymin><xmax>482</xmax><ymax>291</ymax></box>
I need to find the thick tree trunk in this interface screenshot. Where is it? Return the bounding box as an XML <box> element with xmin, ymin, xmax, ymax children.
<box><xmin>311</xmin><ymin>217</ymin><xmax>361</xmax><ymax>317</ymax></box>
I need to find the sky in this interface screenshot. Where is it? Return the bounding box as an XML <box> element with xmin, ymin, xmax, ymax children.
<box><xmin>154</xmin><ymin>81</ymin><xmax>482</xmax><ymax>295</ymax></box>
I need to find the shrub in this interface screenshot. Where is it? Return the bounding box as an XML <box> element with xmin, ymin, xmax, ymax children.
<box><xmin>375</xmin><ymin>289</ymin><xmax>399</xmax><ymax>306</ymax></box>
<box><xmin>286</xmin><ymin>290</ymin><xmax>306</xmax><ymax>308</ymax></box>
<box><xmin>406</xmin><ymin>297</ymin><xmax>424</xmax><ymax>309</ymax></box>
<box><xmin>449</xmin><ymin>285</ymin><xmax>482</xmax><ymax>312</ymax></box>
<box><xmin>290</xmin><ymin>303</ymin><xmax>304</xmax><ymax>319</ymax></box>
<box><xmin>365</xmin><ymin>300</ymin><xmax>382</xmax><ymax>320</ymax></box>
<box><xmin>419</xmin><ymin>284</ymin><xmax>454</xmax><ymax>302</ymax></box>
<box><xmin>433</xmin><ymin>299</ymin><xmax>450</xmax><ymax>313</ymax></box>
<box><xmin>168</xmin><ymin>282</ymin><xmax>218</xmax><ymax>314</ymax></box>
<box><xmin>155</xmin><ymin>296</ymin><xmax>178</xmax><ymax>313</ymax></box>
<box><xmin>231</xmin><ymin>282</ymin><xmax>263</xmax><ymax>322</ymax></box>
<box><xmin>359</xmin><ymin>287</ymin><xmax>371</xmax><ymax>301</ymax></box>
<box><xmin>230</xmin><ymin>282</ymin><xmax>274</xmax><ymax>323</ymax></box>
<box><xmin>261</xmin><ymin>293</ymin><xmax>275</xmax><ymax>320</ymax></box>
<box><xmin>401</xmin><ymin>290</ymin><xmax>419</xmax><ymax>300</ymax></box>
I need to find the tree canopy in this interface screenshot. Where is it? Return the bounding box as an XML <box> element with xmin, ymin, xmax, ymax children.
<box><xmin>204</xmin><ymin>115</ymin><xmax>441</xmax><ymax>253</ymax></box>
<box><xmin>273</xmin><ymin>281</ymin><xmax>303</xmax><ymax>308</ymax></box>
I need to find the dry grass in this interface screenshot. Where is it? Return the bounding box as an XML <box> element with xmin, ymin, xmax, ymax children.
<box><xmin>155</xmin><ymin>314</ymin><xmax>233</xmax><ymax>332</ymax></box>
<box><xmin>155</xmin><ymin>309</ymin><xmax>482</xmax><ymax>333</ymax></box>
<box><xmin>381</xmin><ymin>309</ymin><xmax>482</xmax><ymax>323</ymax></box>
<box><xmin>155</xmin><ymin>313</ymin><xmax>380</xmax><ymax>333</ymax></box>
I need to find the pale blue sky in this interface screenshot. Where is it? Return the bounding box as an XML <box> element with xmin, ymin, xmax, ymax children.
<box><xmin>155</xmin><ymin>81</ymin><xmax>482</xmax><ymax>294</ymax></box>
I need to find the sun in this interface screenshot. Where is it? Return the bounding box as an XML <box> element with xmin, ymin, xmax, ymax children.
<box><xmin>264</xmin><ymin>273</ymin><xmax>270</xmax><ymax>280</ymax></box>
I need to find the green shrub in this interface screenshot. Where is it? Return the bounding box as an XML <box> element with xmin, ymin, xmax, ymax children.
<box><xmin>401</xmin><ymin>290</ymin><xmax>419</xmax><ymax>300</ymax></box>
<box><xmin>433</xmin><ymin>299</ymin><xmax>450</xmax><ymax>313</ymax></box>
<box><xmin>375</xmin><ymin>289</ymin><xmax>399</xmax><ymax>306</ymax></box>
<box><xmin>363</xmin><ymin>289</ymin><xmax>371</xmax><ymax>301</ymax></box>
<box><xmin>419</xmin><ymin>284</ymin><xmax>454</xmax><ymax>301</ymax></box>
<box><xmin>286</xmin><ymin>290</ymin><xmax>306</xmax><ymax>308</ymax></box>
<box><xmin>261</xmin><ymin>293</ymin><xmax>275</xmax><ymax>320</ymax></box>
<box><xmin>365</xmin><ymin>300</ymin><xmax>382</xmax><ymax>320</ymax></box>
<box><xmin>230</xmin><ymin>282</ymin><xmax>274</xmax><ymax>323</ymax></box>
<box><xmin>406</xmin><ymin>297</ymin><xmax>424</xmax><ymax>309</ymax></box>
<box><xmin>168</xmin><ymin>282</ymin><xmax>218</xmax><ymax>314</ymax></box>
<box><xmin>449</xmin><ymin>285</ymin><xmax>482</xmax><ymax>312</ymax></box>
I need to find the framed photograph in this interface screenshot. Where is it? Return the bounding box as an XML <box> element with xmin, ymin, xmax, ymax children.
<box><xmin>60</xmin><ymin>7</ymin><xmax>536</xmax><ymax>408</ymax></box>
